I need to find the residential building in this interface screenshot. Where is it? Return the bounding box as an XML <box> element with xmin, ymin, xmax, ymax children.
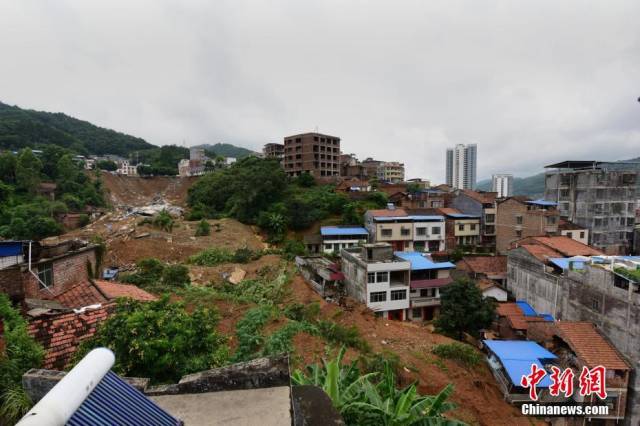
<box><xmin>295</xmin><ymin>256</ymin><xmax>343</xmax><ymax>299</ymax></box>
<box><xmin>445</xmin><ymin>143</ymin><xmax>477</xmax><ymax>190</ymax></box>
<box><xmin>361</xmin><ymin>158</ymin><xmax>383</xmax><ymax>180</ymax></box>
<box><xmin>450</xmin><ymin>190</ymin><xmax>498</xmax><ymax>249</ymax></box>
<box><xmin>319</xmin><ymin>226</ymin><xmax>369</xmax><ymax>253</ymax></box>
<box><xmin>340</xmin><ymin>243</ymin><xmax>410</xmax><ymax>320</ymax></box>
<box><xmin>505</xmin><ymin>238</ymin><xmax>640</xmax><ymax>423</ymax></box>
<box><xmin>0</xmin><ymin>240</ymin><xmax>98</xmax><ymax>304</ymax></box>
<box><xmin>378</xmin><ymin>161</ymin><xmax>405</xmax><ymax>183</ymax></box>
<box><xmin>262</xmin><ymin>143</ymin><xmax>284</xmax><ymax>162</ymax></box>
<box><xmin>558</xmin><ymin>218</ymin><xmax>589</xmax><ymax>245</ymax></box>
<box><xmin>395</xmin><ymin>251</ymin><xmax>454</xmax><ymax>321</ymax></box>
<box><xmin>476</xmin><ymin>280</ymin><xmax>507</xmax><ymax>302</ymax></box>
<box><xmin>115</xmin><ymin>159</ymin><xmax>137</xmax><ymax>176</ymax></box>
<box><xmin>406</xmin><ymin>178</ymin><xmax>431</xmax><ymax>189</ymax></box>
<box><xmin>436</xmin><ymin>208</ymin><xmax>480</xmax><ymax>250</ymax></box>
<box><xmin>544</xmin><ymin>160</ymin><xmax>640</xmax><ymax>254</ymax></box>
<box><xmin>495</xmin><ymin>197</ymin><xmax>560</xmax><ymax>254</ymax></box>
<box><xmin>335</xmin><ymin>178</ymin><xmax>371</xmax><ymax>194</ymax></box>
<box><xmin>494</xmin><ymin>301</ymin><xmax>553</xmax><ymax>340</ymax></box>
<box><xmin>364</xmin><ymin>206</ymin><xmax>446</xmax><ymax>252</ymax></box>
<box><xmin>339</xmin><ymin>154</ymin><xmax>369</xmax><ymax>179</ymax></box>
<box><xmin>178</xmin><ymin>147</ymin><xmax>211</xmax><ymax>177</ymax></box>
<box><xmin>492</xmin><ymin>174</ymin><xmax>513</xmax><ymax>197</ymax></box>
<box><xmin>282</xmin><ymin>132</ymin><xmax>340</xmax><ymax>178</ymax></box>
<box><xmin>527</xmin><ymin>321</ymin><xmax>631</xmax><ymax>422</ymax></box>
<box><xmin>389</xmin><ymin>189</ymin><xmax>446</xmax><ymax>210</ymax></box>
<box><xmin>635</xmin><ymin>208</ymin><xmax>640</xmax><ymax>255</ymax></box>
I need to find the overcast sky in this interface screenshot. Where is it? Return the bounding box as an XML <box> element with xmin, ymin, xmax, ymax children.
<box><xmin>1</xmin><ymin>1</ymin><xmax>639</xmax><ymax>182</ymax></box>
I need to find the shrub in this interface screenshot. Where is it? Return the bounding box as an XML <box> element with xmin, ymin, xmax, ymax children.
<box><xmin>121</xmin><ymin>258</ymin><xmax>190</xmax><ymax>292</ymax></box>
<box><xmin>317</xmin><ymin>320</ymin><xmax>370</xmax><ymax>353</ymax></box>
<box><xmin>75</xmin><ymin>297</ymin><xmax>228</xmax><ymax>384</ymax></box>
<box><xmin>188</xmin><ymin>248</ymin><xmax>234</xmax><ymax>266</ymax></box>
<box><xmin>232</xmin><ymin>306</ymin><xmax>273</xmax><ymax>362</ymax></box>
<box><xmin>195</xmin><ymin>219</ymin><xmax>211</xmax><ymax>236</ymax></box>
<box><xmin>161</xmin><ymin>264</ymin><xmax>191</xmax><ymax>288</ymax></box>
<box><xmin>78</xmin><ymin>214</ymin><xmax>90</xmax><ymax>227</ymax></box>
<box><xmin>432</xmin><ymin>342</ymin><xmax>481</xmax><ymax>367</ymax></box>
<box><xmin>282</xmin><ymin>239</ymin><xmax>306</xmax><ymax>260</ymax></box>
<box><xmin>284</xmin><ymin>302</ymin><xmax>320</xmax><ymax>322</ymax></box>
<box><xmin>151</xmin><ymin>209</ymin><xmax>174</xmax><ymax>232</ymax></box>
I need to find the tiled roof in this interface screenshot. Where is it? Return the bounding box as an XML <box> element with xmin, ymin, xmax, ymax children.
<box><xmin>555</xmin><ymin>322</ymin><xmax>630</xmax><ymax>370</ymax></box>
<box><xmin>54</xmin><ymin>282</ymin><xmax>108</xmax><ymax>309</ymax></box>
<box><xmin>437</xmin><ymin>207</ymin><xmax>461</xmax><ymax>215</ymax></box>
<box><xmin>367</xmin><ymin>208</ymin><xmax>408</xmax><ymax>217</ymax></box>
<box><xmin>520</xmin><ymin>244</ymin><xmax>563</xmax><ymax>261</ymax></box>
<box><xmin>558</xmin><ymin>219</ymin><xmax>585</xmax><ymax>231</ymax></box>
<box><xmin>496</xmin><ymin>302</ymin><xmax>547</xmax><ymax>331</ymax></box>
<box><xmin>93</xmin><ymin>280</ymin><xmax>158</xmax><ymax>302</ymax></box>
<box><xmin>477</xmin><ymin>279</ymin><xmax>498</xmax><ymax>291</ymax></box>
<box><xmin>517</xmin><ymin>236</ymin><xmax>602</xmax><ymax>259</ymax></box>
<box><xmin>458</xmin><ymin>256</ymin><xmax>507</xmax><ymax>275</ymax></box>
<box><xmin>461</xmin><ymin>190</ymin><xmax>497</xmax><ymax>204</ymax></box>
<box><xmin>28</xmin><ymin>304</ymin><xmax>115</xmax><ymax>370</ymax></box>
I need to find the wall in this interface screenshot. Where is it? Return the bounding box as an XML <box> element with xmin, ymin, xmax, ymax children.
<box><xmin>560</xmin><ymin>229</ymin><xmax>589</xmax><ymax>246</ymax></box>
<box><xmin>496</xmin><ymin>199</ymin><xmax>559</xmax><ymax>254</ymax></box>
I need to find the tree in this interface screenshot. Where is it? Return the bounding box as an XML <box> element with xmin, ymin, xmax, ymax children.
<box><xmin>435</xmin><ymin>278</ymin><xmax>496</xmax><ymax>340</ymax></box>
<box><xmin>195</xmin><ymin>219</ymin><xmax>211</xmax><ymax>236</ymax></box>
<box><xmin>406</xmin><ymin>182</ymin><xmax>421</xmax><ymax>194</ymax></box>
<box><xmin>15</xmin><ymin>148</ymin><xmax>42</xmax><ymax>193</ymax></box>
<box><xmin>0</xmin><ymin>151</ymin><xmax>17</xmax><ymax>183</ymax></box>
<box><xmin>97</xmin><ymin>160</ymin><xmax>117</xmax><ymax>171</ymax></box>
<box><xmin>295</xmin><ymin>172</ymin><xmax>316</xmax><ymax>187</ymax></box>
<box><xmin>0</xmin><ymin>294</ymin><xmax>44</xmax><ymax>423</ymax></box>
<box><xmin>75</xmin><ymin>297</ymin><xmax>228</xmax><ymax>384</ymax></box>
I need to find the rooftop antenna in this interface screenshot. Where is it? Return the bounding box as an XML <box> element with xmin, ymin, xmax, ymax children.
<box><xmin>314</xmin><ymin>125</ymin><xmax>319</xmax><ymax>133</ymax></box>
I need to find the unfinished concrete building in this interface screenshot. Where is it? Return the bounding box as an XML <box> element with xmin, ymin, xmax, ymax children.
<box><xmin>506</xmin><ymin>244</ymin><xmax>640</xmax><ymax>424</ymax></box>
<box><xmin>544</xmin><ymin>160</ymin><xmax>640</xmax><ymax>255</ymax></box>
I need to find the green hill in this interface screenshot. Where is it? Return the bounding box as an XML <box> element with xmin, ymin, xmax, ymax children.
<box><xmin>476</xmin><ymin>172</ymin><xmax>546</xmax><ymax>198</ymax></box>
<box><xmin>0</xmin><ymin>101</ymin><xmax>154</xmax><ymax>156</ymax></box>
<box><xmin>194</xmin><ymin>143</ymin><xmax>257</xmax><ymax>159</ymax></box>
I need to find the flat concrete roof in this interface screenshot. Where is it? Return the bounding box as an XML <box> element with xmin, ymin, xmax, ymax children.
<box><xmin>151</xmin><ymin>386</ymin><xmax>291</xmax><ymax>426</ymax></box>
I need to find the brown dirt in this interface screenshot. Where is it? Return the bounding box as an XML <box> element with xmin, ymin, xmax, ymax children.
<box><xmin>100</xmin><ymin>173</ymin><xmax>197</xmax><ymax>207</ymax></box>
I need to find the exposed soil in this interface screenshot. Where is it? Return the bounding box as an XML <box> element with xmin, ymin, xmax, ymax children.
<box><xmin>100</xmin><ymin>173</ymin><xmax>196</xmax><ymax>207</ymax></box>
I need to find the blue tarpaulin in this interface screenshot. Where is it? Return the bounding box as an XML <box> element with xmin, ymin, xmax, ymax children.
<box><xmin>320</xmin><ymin>226</ymin><xmax>369</xmax><ymax>237</ymax></box>
<box><xmin>394</xmin><ymin>251</ymin><xmax>455</xmax><ymax>270</ymax></box>
<box><xmin>548</xmin><ymin>257</ymin><xmax>587</xmax><ymax>270</ymax></box>
<box><xmin>526</xmin><ymin>199</ymin><xmax>558</xmax><ymax>207</ymax></box>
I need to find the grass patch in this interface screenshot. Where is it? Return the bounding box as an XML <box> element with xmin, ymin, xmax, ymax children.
<box><xmin>432</xmin><ymin>342</ymin><xmax>481</xmax><ymax>367</ymax></box>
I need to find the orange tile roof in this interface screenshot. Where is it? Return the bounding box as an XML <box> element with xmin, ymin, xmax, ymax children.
<box><xmin>53</xmin><ymin>282</ymin><xmax>108</xmax><ymax>309</ymax></box>
<box><xmin>461</xmin><ymin>190</ymin><xmax>498</xmax><ymax>204</ymax></box>
<box><xmin>437</xmin><ymin>207</ymin><xmax>462</xmax><ymax>215</ymax></box>
<box><xmin>94</xmin><ymin>280</ymin><xmax>157</xmax><ymax>302</ymax></box>
<box><xmin>368</xmin><ymin>208</ymin><xmax>408</xmax><ymax>217</ymax></box>
<box><xmin>496</xmin><ymin>302</ymin><xmax>547</xmax><ymax>331</ymax></box>
<box><xmin>520</xmin><ymin>244</ymin><xmax>564</xmax><ymax>261</ymax></box>
<box><xmin>516</xmin><ymin>236</ymin><xmax>602</xmax><ymax>260</ymax></box>
<box><xmin>555</xmin><ymin>322</ymin><xmax>630</xmax><ymax>370</ymax></box>
<box><xmin>28</xmin><ymin>304</ymin><xmax>115</xmax><ymax>370</ymax></box>
<box><xmin>458</xmin><ymin>256</ymin><xmax>507</xmax><ymax>275</ymax></box>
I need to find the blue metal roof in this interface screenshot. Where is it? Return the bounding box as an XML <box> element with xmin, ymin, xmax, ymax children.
<box><xmin>516</xmin><ymin>301</ymin><xmax>537</xmax><ymax>317</ymax></box>
<box><xmin>373</xmin><ymin>216</ymin><xmax>412</xmax><ymax>221</ymax></box>
<box><xmin>548</xmin><ymin>257</ymin><xmax>587</xmax><ymax>270</ymax></box>
<box><xmin>526</xmin><ymin>199</ymin><xmax>558</xmax><ymax>207</ymax></box>
<box><xmin>483</xmin><ymin>340</ymin><xmax>557</xmax><ymax>388</ymax></box>
<box><xmin>320</xmin><ymin>226</ymin><xmax>369</xmax><ymax>236</ymax></box>
<box><xmin>406</xmin><ymin>215</ymin><xmax>444</xmax><ymax>221</ymax></box>
<box><xmin>67</xmin><ymin>371</ymin><xmax>180</xmax><ymax>426</ymax></box>
<box><xmin>0</xmin><ymin>241</ymin><xmax>23</xmax><ymax>257</ymax></box>
<box><xmin>539</xmin><ymin>314</ymin><xmax>555</xmax><ymax>321</ymax></box>
<box><xmin>446</xmin><ymin>213</ymin><xmax>479</xmax><ymax>219</ymax></box>
<box><xmin>394</xmin><ymin>251</ymin><xmax>455</xmax><ymax>270</ymax></box>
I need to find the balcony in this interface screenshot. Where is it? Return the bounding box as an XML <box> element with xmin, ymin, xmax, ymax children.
<box><xmin>411</xmin><ymin>296</ymin><xmax>440</xmax><ymax>307</ymax></box>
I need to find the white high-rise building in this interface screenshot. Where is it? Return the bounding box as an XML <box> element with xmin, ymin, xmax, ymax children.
<box><xmin>492</xmin><ymin>174</ymin><xmax>514</xmax><ymax>197</ymax></box>
<box><xmin>445</xmin><ymin>144</ymin><xmax>477</xmax><ymax>189</ymax></box>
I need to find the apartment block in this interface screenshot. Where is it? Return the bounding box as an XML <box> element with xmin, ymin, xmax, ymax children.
<box><xmin>492</xmin><ymin>174</ymin><xmax>513</xmax><ymax>197</ymax></box>
<box><xmin>340</xmin><ymin>244</ymin><xmax>411</xmax><ymax>320</ymax></box>
<box><xmin>505</xmin><ymin>239</ymin><xmax>640</xmax><ymax>422</ymax></box>
<box><xmin>378</xmin><ymin>161</ymin><xmax>405</xmax><ymax>183</ymax></box>
<box><xmin>395</xmin><ymin>251</ymin><xmax>454</xmax><ymax>321</ymax></box>
<box><xmin>282</xmin><ymin>132</ymin><xmax>340</xmax><ymax>177</ymax></box>
<box><xmin>364</xmin><ymin>206</ymin><xmax>446</xmax><ymax>252</ymax></box>
<box><xmin>437</xmin><ymin>208</ymin><xmax>480</xmax><ymax>250</ymax></box>
<box><xmin>319</xmin><ymin>226</ymin><xmax>369</xmax><ymax>254</ymax></box>
<box><xmin>450</xmin><ymin>190</ymin><xmax>498</xmax><ymax>249</ymax></box>
<box><xmin>495</xmin><ymin>197</ymin><xmax>560</xmax><ymax>254</ymax></box>
<box><xmin>445</xmin><ymin>144</ymin><xmax>477</xmax><ymax>190</ymax></box>
<box><xmin>544</xmin><ymin>160</ymin><xmax>640</xmax><ymax>254</ymax></box>
<box><xmin>262</xmin><ymin>143</ymin><xmax>284</xmax><ymax>162</ymax></box>
<box><xmin>389</xmin><ymin>189</ymin><xmax>446</xmax><ymax>210</ymax></box>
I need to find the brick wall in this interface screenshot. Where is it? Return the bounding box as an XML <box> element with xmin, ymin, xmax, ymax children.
<box><xmin>23</xmin><ymin>248</ymin><xmax>96</xmax><ymax>299</ymax></box>
<box><xmin>0</xmin><ymin>266</ymin><xmax>26</xmax><ymax>301</ymax></box>
<box><xmin>496</xmin><ymin>199</ymin><xmax>560</xmax><ymax>254</ymax></box>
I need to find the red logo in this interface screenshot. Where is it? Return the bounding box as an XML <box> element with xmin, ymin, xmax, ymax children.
<box><xmin>521</xmin><ymin>364</ymin><xmax>608</xmax><ymax>401</ymax></box>
<box><xmin>549</xmin><ymin>366</ymin><xmax>574</xmax><ymax>397</ymax></box>
<box><xmin>520</xmin><ymin>364</ymin><xmax>547</xmax><ymax>401</ymax></box>
<box><xmin>579</xmin><ymin>365</ymin><xmax>607</xmax><ymax>399</ymax></box>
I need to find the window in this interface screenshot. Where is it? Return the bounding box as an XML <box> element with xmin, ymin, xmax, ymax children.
<box><xmin>37</xmin><ymin>262</ymin><xmax>53</xmax><ymax>288</ymax></box>
<box><xmin>432</xmin><ymin>226</ymin><xmax>441</xmax><ymax>235</ymax></box>
<box><xmin>458</xmin><ymin>224</ymin><xmax>464</xmax><ymax>231</ymax></box>
<box><xmin>516</xmin><ymin>230</ymin><xmax>522</xmax><ymax>238</ymax></box>
<box><xmin>324</xmin><ymin>244</ymin><xmax>332</xmax><ymax>251</ymax></box>
<box><xmin>370</xmin><ymin>291</ymin><xmax>386</xmax><ymax>303</ymax></box>
<box><xmin>381</xmin><ymin>229</ymin><xmax>392</xmax><ymax>237</ymax></box>
<box><xmin>390</xmin><ymin>290</ymin><xmax>407</xmax><ymax>301</ymax></box>
<box><xmin>401</xmin><ymin>228</ymin><xmax>410</xmax><ymax>236</ymax></box>
<box><xmin>367</xmin><ymin>273</ymin><xmax>376</xmax><ymax>284</ymax></box>
<box><xmin>412</xmin><ymin>308</ymin><xmax>422</xmax><ymax>318</ymax></box>
<box><xmin>566</xmin><ymin>232</ymin><xmax>573</xmax><ymax>239</ymax></box>
<box><xmin>377</xmin><ymin>271</ymin><xmax>389</xmax><ymax>283</ymax></box>
<box><xmin>470</xmin><ymin>224</ymin><xmax>476</xmax><ymax>231</ymax></box>
<box><xmin>420</xmin><ymin>288</ymin><xmax>435</xmax><ymax>297</ymax></box>
<box><xmin>516</xmin><ymin>215</ymin><xmax>523</xmax><ymax>225</ymax></box>
<box><xmin>485</xmin><ymin>214</ymin><xmax>495</xmax><ymax>223</ymax></box>
<box><xmin>416</xmin><ymin>227</ymin><xmax>427</xmax><ymax>236</ymax></box>
<box><xmin>547</xmin><ymin>216</ymin><xmax>557</xmax><ymax>224</ymax></box>
<box><xmin>580</xmin><ymin>231</ymin><xmax>585</xmax><ymax>239</ymax></box>
<box><xmin>592</xmin><ymin>298</ymin><xmax>600</xmax><ymax>311</ymax></box>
